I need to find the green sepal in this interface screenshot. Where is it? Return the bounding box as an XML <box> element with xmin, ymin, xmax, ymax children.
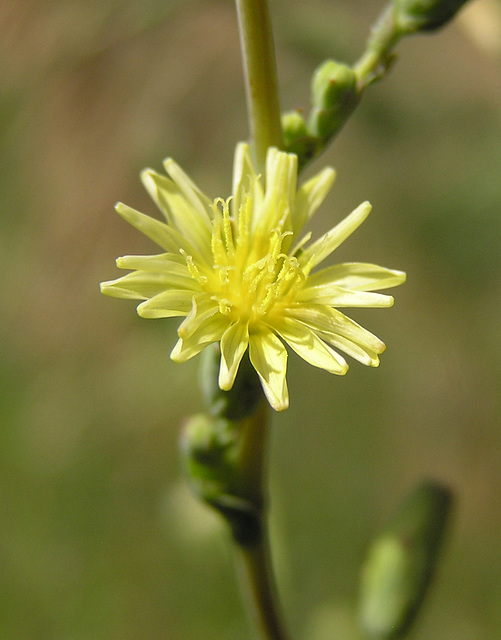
<box><xmin>307</xmin><ymin>60</ymin><xmax>359</xmax><ymax>143</ymax></box>
<box><xmin>359</xmin><ymin>481</ymin><xmax>453</xmax><ymax>639</ymax></box>
<box><xmin>393</xmin><ymin>0</ymin><xmax>471</xmax><ymax>32</ymax></box>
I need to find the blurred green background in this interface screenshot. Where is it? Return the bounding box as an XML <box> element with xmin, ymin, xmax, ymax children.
<box><xmin>1</xmin><ymin>1</ymin><xmax>501</xmax><ymax>638</ymax></box>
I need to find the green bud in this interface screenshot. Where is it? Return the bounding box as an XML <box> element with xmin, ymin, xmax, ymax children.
<box><xmin>199</xmin><ymin>345</ymin><xmax>263</xmax><ymax>421</ymax></box>
<box><xmin>308</xmin><ymin>60</ymin><xmax>359</xmax><ymax>142</ymax></box>
<box><xmin>181</xmin><ymin>413</ymin><xmax>235</xmax><ymax>468</ymax></box>
<box><xmin>281</xmin><ymin>110</ymin><xmax>322</xmax><ymax>166</ymax></box>
<box><xmin>311</xmin><ymin>60</ymin><xmax>358</xmax><ymax>110</ymax></box>
<box><xmin>359</xmin><ymin>481</ymin><xmax>453</xmax><ymax>639</ymax></box>
<box><xmin>180</xmin><ymin>410</ymin><xmax>266</xmax><ymax>546</ymax></box>
<box><xmin>282</xmin><ymin>110</ymin><xmax>308</xmax><ymax>141</ymax></box>
<box><xmin>180</xmin><ymin>413</ymin><xmax>237</xmax><ymax>504</ymax></box>
<box><xmin>394</xmin><ymin>0</ymin><xmax>471</xmax><ymax>32</ymax></box>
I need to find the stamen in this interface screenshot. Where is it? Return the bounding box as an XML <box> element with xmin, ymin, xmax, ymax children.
<box><xmin>215</xmin><ymin>297</ymin><xmax>233</xmax><ymax>316</ymax></box>
<box><xmin>221</xmin><ymin>199</ymin><xmax>235</xmax><ymax>259</ymax></box>
<box><xmin>180</xmin><ymin>249</ymin><xmax>207</xmax><ymax>285</ymax></box>
<box><xmin>258</xmin><ymin>283</ymin><xmax>276</xmax><ymax>314</ymax></box>
<box><xmin>213</xmin><ymin>264</ymin><xmax>236</xmax><ymax>286</ymax></box>
<box><xmin>243</xmin><ymin>256</ymin><xmax>268</xmax><ymax>287</ymax></box>
<box><xmin>237</xmin><ymin>193</ymin><xmax>251</xmax><ymax>240</ymax></box>
<box><xmin>234</xmin><ymin>193</ymin><xmax>251</xmax><ymax>271</ymax></box>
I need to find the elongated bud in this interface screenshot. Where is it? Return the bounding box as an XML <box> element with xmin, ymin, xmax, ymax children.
<box><xmin>308</xmin><ymin>60</ymin><xmax>359</xmax><ymax>142</ymax></box>
<box><xmin>359</xmin><ymin>481</ymin><xmax>453</xmax><ymax>639</ymax></box>
<box><xmin>282</xmin><ymin>110</ymin><xmax>321</xmax><ymax>167</ymax></box>
<box><xmin>393</xmin><ymin>0</ymin><xmax>471</xmax><ymax>32</ymax></box>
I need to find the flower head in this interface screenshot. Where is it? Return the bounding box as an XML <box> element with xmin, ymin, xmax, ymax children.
<box><xmin>101</xmin><ymin>144</ymin><xmax>405</xmax><ymax>411</ymax></box>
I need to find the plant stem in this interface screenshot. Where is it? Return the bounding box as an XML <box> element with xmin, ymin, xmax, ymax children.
<box><xmin>353</xmin><ymin>5</ymin><xmax>402</xmax><ymax>89</ymax></box>
<box><xmin>235</xmin><ymin>0</ymin><xmax>284</xmax><ymax>172</ymax></box>
<box><xmin>236</xmin><ymin>534</ymin><xmax>290</xmax><ymax>640</ymax></box>
<box><xmin>232</xmin><ymin>404</ymin><xmax>291</xmax><ymax>640</ymax></box>
<box><xmin>228</xmin><ymin>4</ymin><xmax>287</xmax><ymax>637</ymax></box>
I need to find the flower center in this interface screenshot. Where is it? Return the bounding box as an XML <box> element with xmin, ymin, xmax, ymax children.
<box><xmin>186</xmin><ymin>196</ymin><xmax>306</xmax><ymax>327</ymax></box>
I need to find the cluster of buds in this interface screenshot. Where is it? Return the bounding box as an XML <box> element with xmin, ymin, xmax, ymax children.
<box><xmin>283</xmin><ymin>0</ymin><xmax>471</xmax><ymax>167</ymax></box>
<box><xmin>282</xmin><ymin>60</ymin><xmax>360</xmax><ymax>167</ymax></box>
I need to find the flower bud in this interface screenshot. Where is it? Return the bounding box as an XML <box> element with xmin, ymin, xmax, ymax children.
<box><xmin>359</xmin><ymin>482</ymin><xmax>453</xmax><ymax>639</ymax></box>
<box><xmin>180</xmin><ymin>413</ymin><xmax>238</xmax><ymax>512</ymax></box>
<box><xmin>281</xmin><ymin>110</ymin><xmax>321</xmax><ymax>166</ymax></box>
<box><xmin>308</xmin><ymin>60</ymin><xmax>359</xmax><ymax>142</ymax></box>
<box><xmin>393</xmin><ymin>0</ymin><xmax>470</xmax><ymax>32</ymax></box>
<box><xmin>180</xmin><ymin>410</ymin><xmax>267</xmax><ymax>546</ymax></box>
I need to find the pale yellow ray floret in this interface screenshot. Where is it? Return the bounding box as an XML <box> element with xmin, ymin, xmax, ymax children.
<box><xmin>101</xmin><ymin>143</ymin><xmax>405</xmax><ymax>411</ymax></box>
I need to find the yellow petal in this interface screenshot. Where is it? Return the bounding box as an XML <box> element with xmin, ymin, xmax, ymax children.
<box><xmin>297</xmin><ymin>284</ymin><xmax>395</xmax><ymax>308</ymax></box>
<box><xmin>319</xmin><ymin>331</ymin><xmax>381</xmax><ymax>367</ymax></box>
<box><xmin>232</xmin><ymin>143</ymin><xmax>261</xmax><ymax>218</ymax></box>
<box><xmin>293</xmin><ymin>166</ymin><xmax>336</xmax><ymax>234</ymax></box>
<box><xmin>248</xmin><ymin>330</ymin><xmax>289</xmax><ymax>411</ymax></box>
<box><xmin>299</xmin><ymin>201</ymin><xmax>372</xmax><ymax>272</ymax></box>
<box><xmin>271</xmin><ymin>317</ymin><xmax>348</xmax><ymax>375</ymax></box>
<box><xmin>171</xmin><ymin>314</ymin><xmax>231</xmax><ymax>363</ymax></box>
<box><xmin>116</xmin><ymin>252</ymin><xmax>185</xmax><ymax>271</ymax></box>
<box><xmin>287</xmin><ymin>303</ymin><xmax>386</xmax><ymax>354</ymax></box>
<box><xmin>254</xmin><ymin>148</ymin><xmax>298</xmax><ymax>237</ymax></box>
<box><xmin>137</xmin><ymin>290</ymin><xmax>194</xmax><ymax>318</ymax></box>
<box><xmin>177</xmin><ymin>294</ymin><xmax>220</xmax><ymax>339</ymax></box>
<box><xmin>305</xmin><ymin>262</ymin><xmax>406</xmax><ymax>292</ymax></box>
<box><xmin>116</xmin><ymin>256</ymin><xmax>199</xmax><ymax>292</ymax></box>
<box><xmin>163</xmin><ymin>157</ymin><xmax>213</xmax><ymax>219</ymax></box>
<box><xmin>101</xmin><ymin>271</ymin><xmax>191</xmax><ymax>301</ymax></box>
<box><xmin>115</xmin><ymin>202</ymin><xmax>181</xmax><ymax>253</ymax></box>
<box><xmin>219</xmin><ymin>322</ymin><xmax>250</xmax><ymax>390</ymax></box>
<box><xmin>141</xmin><ymin>169</ymin><xmax>212</xmax><ymax>261</ymax></box>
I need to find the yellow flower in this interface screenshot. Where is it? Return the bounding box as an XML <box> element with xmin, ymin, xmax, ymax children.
<box><xmin>101</xmin><ymin>144</ymin><xmax>405</xmax><ymax>411</ymax></box>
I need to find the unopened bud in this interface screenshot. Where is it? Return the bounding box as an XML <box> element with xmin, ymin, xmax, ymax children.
<box><xmin>359</xmin><ymin>481</ymin><xmax>453</xmax><ymax>639</ymax></box>
<box><xmin>180</xmin><ymin>413</ymin><xmax>236</xmax><ymax>501</ymax></box>
<box><xmin>180</xmin><ymin>410</ymin><xmax>266</xmax><ymax>546</ymax></box>
<box><xmin>308</xmin><ymin>60</ymin><xmax>359</xmax><ymax>142</ymax></box>
<box><xmin>282</xmin><ymin>110</ymin><xmax>321</xmax><ymax>166</ymax></box>
<box><xmin>394</xmin><ymin>0</ymin><xmax>471</xmax><ymax>32</ymax></box>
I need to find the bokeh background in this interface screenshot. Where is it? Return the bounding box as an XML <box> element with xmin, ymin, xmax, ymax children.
<box><xmin>2</xmin><ymin>1</ymin><xmax>501</xmax><ymax>638</ymax></box>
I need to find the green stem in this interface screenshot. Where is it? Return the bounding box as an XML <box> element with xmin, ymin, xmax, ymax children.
<box><xmin>235</xmin><ymin>0</ymin><xmax>284</xmax><ymax>172</ymax></box>
<box><xmin>233</xmin><ymin>404</ymin><xmax>291</xmax><ymax>640</ymax></box>
<box><xmin>353</xmin><ymin>5</ymin><xmax>403</xmax><ymax>89</ymax></box>
<box><xmin>236</xmin><ymin>535</ymin><xmax>290</xmax><ymax>640</ymax></box>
